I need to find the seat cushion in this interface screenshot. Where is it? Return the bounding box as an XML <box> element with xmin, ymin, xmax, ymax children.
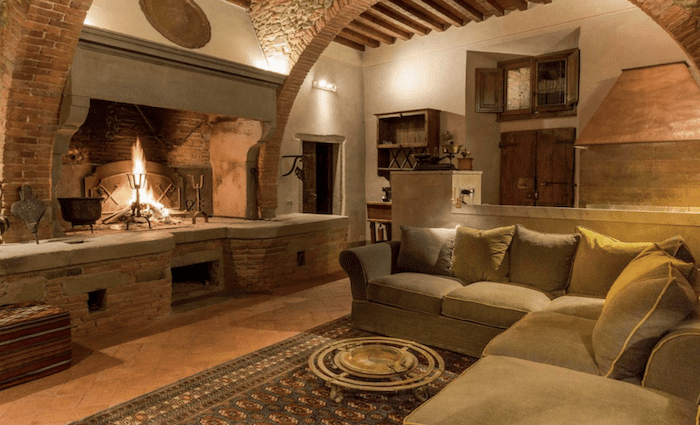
<box><xmin>593</xmin><ymin>246</ymin><xmax>698</xmax><ymax>380</ymax></box>
<box><xmin>404</xmin><ymin>356</ymin><xmax>698</xmax><ymax>425</ymax></box>
<box><xmin>442</xmin><ymin>281</ymin><xmax>551</xmax><ymax>329</ymax></box>
<box><xmin>367</xmin><ymin>273</ymin><xmax>464</xmax><ymax>316</ymax></box>
<box><xmin>483</xmin><ymin>311</ymin><xmax>600</xmax><ymax>375</ymax></box>
<box><xmin>541</xmin><ymin>295</ymin><xmax>604</xmax><ymax>320</ymax></box>
<box><xmin>568</xmin><ymin>226</ymin><xmax>652</xmax><ymax>297</ymax></box>
<box><xmin>451</xmin><ymin>225</ymin><xmax>515</xmax><ymax>284</ymax></box>
<box><xmin>396</xmin><ymin>225</ymin><xmax>455</xmax><ymax>276</ymax></box>
<box><xmin>509</xmin><ymin>224</ymin><xmax>580</xmax><ymax>292</ymax></box>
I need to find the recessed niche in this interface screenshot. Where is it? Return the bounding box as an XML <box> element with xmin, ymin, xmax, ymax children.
<box><xmin>88</xmin><ymin>289</ymin><xmax>106</xmax><ymax>313</ymax></box>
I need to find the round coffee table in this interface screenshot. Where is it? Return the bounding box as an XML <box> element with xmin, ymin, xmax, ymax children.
<box><xmin>308</xmin><ymin>336</ymin><xmax>445</xmax><ymax>402</ymax></box>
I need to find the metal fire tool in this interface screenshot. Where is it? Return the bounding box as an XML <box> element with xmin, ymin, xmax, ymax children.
<box><xmin>187</xmin><ymin>174</ymin><xmax>208</xmax><ymax>224</ymax></box>
<box><xmin>10</xmin><ymin>184</ymin><xmax>46</xmax><ymax>244</ymax></box>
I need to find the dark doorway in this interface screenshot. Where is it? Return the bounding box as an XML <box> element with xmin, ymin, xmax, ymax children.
<box><xmin>303</xmin><ymin>141</ymin><xmax>334</xmax><ymax>214</ymax></box>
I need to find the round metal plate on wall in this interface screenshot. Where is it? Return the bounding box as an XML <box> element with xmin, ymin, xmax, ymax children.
<box><xmin>139</xmin><ymin>0</ymin><xmax>211</xmax><ymax>49</ymax></box>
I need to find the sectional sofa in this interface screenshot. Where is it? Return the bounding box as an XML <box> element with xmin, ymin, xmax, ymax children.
<box><xmin>339</xmin><ymin>224</ymin><xmax>700</xmax><ymax>424</ymax></box>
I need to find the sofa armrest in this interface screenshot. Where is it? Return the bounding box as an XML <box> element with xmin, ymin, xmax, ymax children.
<box><xmin>339</xmin><ymin>241</ymin><xmax>400</xmax><ymax>301</ymax></box>
<box><xmin>643</xmin><ymin>314</ymin><xmax>700</xmax><ymax>404</ymax></box>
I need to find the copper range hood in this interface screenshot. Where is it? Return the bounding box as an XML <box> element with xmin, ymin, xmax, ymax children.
<box><xmin>575</xmin><ymin>62</ymin><xmax>700</xmax><ymax>146</ymax></box>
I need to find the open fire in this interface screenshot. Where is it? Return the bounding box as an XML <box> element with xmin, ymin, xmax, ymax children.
<box><xmin>127</xmin><ymin>138</ymin><xmax>170</xmax><ymax>222</ymax></box>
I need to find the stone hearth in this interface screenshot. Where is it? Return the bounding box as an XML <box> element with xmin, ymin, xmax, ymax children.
<box><xmin>0</xmin><ymin>214</ymin><xmax>347</xmax><ymax>338</ymax></box>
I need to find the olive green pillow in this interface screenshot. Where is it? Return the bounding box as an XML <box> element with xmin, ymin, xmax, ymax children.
<box><xmin>396</xmin><ymin>225</ymin><xmax>456</xmax><ymax>276</ymax></box>
<box><xmin>593</xmin><ymin>247</ymin><xmax>698</xmax><ymax>380</ymax></box>
<box><xmin>509</xmin><ymin>224</ymin><xmax>580</xmax><ymax>292</ymax></box>
<box><xmin>568</xmin><ymin>227</ymin><xmax>652</xmax><ymax>297</ymax></box>
<box><xmin>451</xmin><ymin>225</ymin><xmax>515</xmax><ymax>284</ymax></box>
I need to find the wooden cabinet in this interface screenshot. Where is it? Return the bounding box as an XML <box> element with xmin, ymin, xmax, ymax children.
<box><xmin>500</xmin><ymin>127</ymin><xmax>576</xmax><ymax>207</ymax></box>
<box><xmin>475</xmin><ymin>49</ymin><xmax>579</xmax><ymax>121</ymax></box>
<box><xmin>375</xmin><ymin>109</ymin><xmax>440</xmax><ymax>179</ymax></box>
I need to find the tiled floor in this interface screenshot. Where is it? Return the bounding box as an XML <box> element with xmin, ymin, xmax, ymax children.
<box><xmin>0</xmin><ymin>273</ymin><xmax>352</xmax><ymax>425</ymax></box>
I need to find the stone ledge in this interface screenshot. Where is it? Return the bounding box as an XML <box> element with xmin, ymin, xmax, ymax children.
<box><xmin>0</xmin><ymin>232</ymin><xmax>176</xmax><ymax>276</ymax></box>
<box><xmin>0</xmin><ymin>214</ymin><xmax>349</xmax><ymax>276</ymax></box>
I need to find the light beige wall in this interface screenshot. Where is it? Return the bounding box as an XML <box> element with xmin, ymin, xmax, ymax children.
<box><xmin>84</xmin><ymin>0</ymin><xmax>270</xmax><ymax>71</ymax></box>
<box><xmin>362</xmin><ymin>0</ymin><xmax>695</xmax><ymax>206</ymax></box>
<box><xmin>280</xmin><ymin>44</ymin><xmax>366</xmax><ymax>246</ymax></box>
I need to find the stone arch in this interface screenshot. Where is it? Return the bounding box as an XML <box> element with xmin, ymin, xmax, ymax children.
<box><xmin>0</xmin><ymin>0</ymin><xmax>699</xmax><ymax>240</ymax></box>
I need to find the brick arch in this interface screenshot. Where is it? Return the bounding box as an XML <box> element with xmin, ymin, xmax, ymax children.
<box><xmin>255</xmin><ymin>0</ymin><xmax>380</xmax><ymax>218</ymax></box>
<box><xmin>0</xmin><ymin>0</ymin><xmax>698</xmax><ymax>241</ymax></box>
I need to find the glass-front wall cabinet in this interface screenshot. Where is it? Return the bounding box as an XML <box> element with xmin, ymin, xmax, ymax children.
<box><xmin>475</xmin><ymin>48</ymin><xmax>580</xmax><ymax>121</ymax></box>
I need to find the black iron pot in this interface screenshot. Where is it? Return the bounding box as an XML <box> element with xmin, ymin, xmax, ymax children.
<box><xmin>58</xmin><ymin>197</ymin><xmax>103</xmax><ymax>230</ymax></box>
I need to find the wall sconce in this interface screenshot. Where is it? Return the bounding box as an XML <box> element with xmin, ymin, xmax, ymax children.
<box><xmin>312</xmin><ymin>80</ymin><xmax>337</xmax><ymax>92</ymax></box>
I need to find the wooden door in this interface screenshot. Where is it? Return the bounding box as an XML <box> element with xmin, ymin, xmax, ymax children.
<box><xmin>536</xmin><ymin>128</ymin><xmax>575</xmax><ymax>207</ymax></box>
<box><xmin>500</xmin><ymin>130</ymin><xmax>537</xmax><ymax>206</ymax></box>
<box><xmin>499</xmin><ymin>128</ymin><xmax>575</xmax><ymax>207</ymax></box>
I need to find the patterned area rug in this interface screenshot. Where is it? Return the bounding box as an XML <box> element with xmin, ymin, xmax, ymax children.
<box><xmin>69</xmin><ymin>316</ymin><xmax>477</xmax><ymax>425</ymax></box>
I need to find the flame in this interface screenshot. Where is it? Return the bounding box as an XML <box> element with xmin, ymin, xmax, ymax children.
<box><xmin>129</xmin><ymin>138</ymin><xmax>169</xmax><ymax>218</ymax></box>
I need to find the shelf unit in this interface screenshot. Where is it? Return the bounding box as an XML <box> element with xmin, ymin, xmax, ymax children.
<box><xmin>375</xmin><ymin>109</ymin><xmax>440</xmax><ymax>179</ymax></box>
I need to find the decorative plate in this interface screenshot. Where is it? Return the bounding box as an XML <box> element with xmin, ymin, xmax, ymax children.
<box><xmin>336</xmin><ymin>344</ymin><xmax>417</xmax><ymax>376</ymax></box>
<box><xmin>139</xmin><ymin>0</ymin><xmax>211</xmax><ymax>49</ymax></box>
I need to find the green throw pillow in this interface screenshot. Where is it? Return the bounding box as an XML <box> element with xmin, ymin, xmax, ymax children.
<box><xmin>451</xmin><ymin>225</ymin><xmax>515</xmax><ymax>284</ymax></box>
<box><xmin>568</xmin><ymin>226</ymin><xmax>652</xmax><ymax>297</ymax></box>
<box><xmin>593</xmin><ymin>246</ymin><xmax>698</xmax><ymax>380</ymax></box>
<box><xmin>509</xmin><ymin>224</ymin><xmax>580</xmax><ymax>293</ymax></box>
<box><xmin>396</xmin><ymin>225</ymin><xmax>456</xmax><ymax>276</ymax></box>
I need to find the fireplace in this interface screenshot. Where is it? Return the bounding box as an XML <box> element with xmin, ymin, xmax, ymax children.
<box><xmin>56</xmin><ymin>99</ymin><xmax>216</xmax><ymax>230</ymax></box>
<box><xmin>47</xmin><ymin>26</ymin><xmax>285</xmax><ymax>239</ymax></box>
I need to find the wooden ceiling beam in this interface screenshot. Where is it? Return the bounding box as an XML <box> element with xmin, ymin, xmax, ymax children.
<box><xmin>511</xmin><ymin>0</ymin><xmax>528</xmax><ymax>11</ymax></box>
<box><xmin>471</xmin><ymin>0</ymin><xmax>505</xmax><ymax>16</ymax></box>
<box><xmin>413</xmin><ymin>0</ymin><xmax>469</xmax><ymax>27</ymax></box>
<box><xmin>372</xmin><ymin>3</ymin><xmax>432</xmax><ymax>36</ymax></box>
<box><xmin>386</xmin><ymin>0</ymin><xmax>449</xmax><ymax>32</ymax></box>
<box><xmin>442</xmin><ymin>0</ymin><xmax>484</xmax><ymax>22</ymax></box>
<box><xmin>347</xmin><ymin>20</ymin><xmax>397</xmax><ymax>45</ymax></box>
<box><xmin>333</xmin><ymin>34</ymin><xmax>366</xmax><ymax>51</ymax></box>
<box><xmin>339</xmin><ymin>28</ymin><xmax>381</xmax><ymax>48</ymax></box>
<box><xmin>357</xmin><ymin>10</ymin><xmax>413</xmax><ymax>41</ymax></box>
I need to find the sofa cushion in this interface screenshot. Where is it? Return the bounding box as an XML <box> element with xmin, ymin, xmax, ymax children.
<box><xmin>396</xmin><ymin>225</ymin><xmax>455</xmax><ymax>276</ymax></box>
<box><xmin>404</xmin><ymin>356</ymin><xmax>699</xmax><ymax>425</ymax></box>
<box><xmin>442</xmin><ymin>281</ymin><xmax>551</xmax><ymax>329</ymax></box>
<box><xmin>451</xmin><ymin>225</ymin><xmax>515</xmax><ymax>284</ymax></box>
<box><xmin>509</xmin><ymin>224</ymin><xmax>580</xmax><ymax>292</ymax></box>
<box><xmin>568</xmin><ymin>226</ymin><xmax>652</xmax><ymax>297</ymax></box>
<box><xmin>593</xmin><ymin>248</ymin><xmax>698</xmax><ymax>380</ymax></box>
<box><xmin>483</xmin><ymin>311</ymin><xmax>600</xmax><ymax>375</ymax></box>
<box><xmin>541</xmin><ymin>295</ymin><xmax>604</xmax><ymax>320</ymax></box>
<box><xmin>655</xmin><ymin>235</ymin><xmax>699</xmax><ymax>294</ymax></box>
<box><xmin>367</xmin><ymin>273</ymin><xmax>463</xmax><ymax>316</ymax></box>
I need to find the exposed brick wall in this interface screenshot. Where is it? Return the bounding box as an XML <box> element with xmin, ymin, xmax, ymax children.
<box><xmin>0</xmin><ymin>0</ymin><xmax>92</xmax><ymax>243</ymax></box>
<box><xmin>67</xmin><ymin>99</ymin><xmax>211</xmax><ymax>168</ymax></box>
<box><xmin>4</xmin><ymin>251</ymin><xmax>172</xmax><ymax>338</ymax></box>
<box><xmin>224</xmin><ymin>225</ymin><xmax>348</xmax><ymax>291</ymax></box>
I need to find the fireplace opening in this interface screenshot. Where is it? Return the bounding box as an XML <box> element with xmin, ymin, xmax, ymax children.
<box><xmin>170</xmin><ymin>261</ymin><xmax>224</xmax><ymax>310</ymax></box>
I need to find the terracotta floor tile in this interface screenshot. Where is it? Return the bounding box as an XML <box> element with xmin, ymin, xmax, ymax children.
<box><xmin>0</xmin><ymin>275</ymin><xmax>351</xmax><ymax>425</ymax></box>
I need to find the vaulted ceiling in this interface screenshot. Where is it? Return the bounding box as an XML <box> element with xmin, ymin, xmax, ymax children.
<box><xmin>226</xmin><ymin>0</ymin><xmax>554</xmax><ymax>51</ymax></box>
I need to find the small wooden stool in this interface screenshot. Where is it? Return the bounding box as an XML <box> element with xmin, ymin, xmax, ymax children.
<box><xmin>0</xmin><ymin>302</ymin><xmax>72</xmax><ymax>390</ymax></box>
